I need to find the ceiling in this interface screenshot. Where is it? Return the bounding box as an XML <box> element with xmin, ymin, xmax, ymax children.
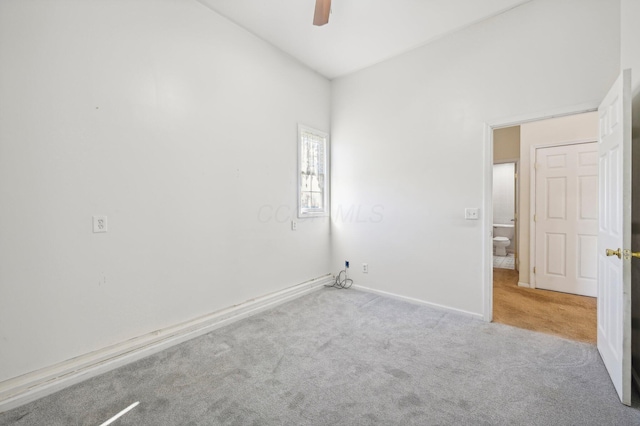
<box><xmin>197</xmin><ymin>0</ymin><xmax>532</xmax><ymax>79</ymax></box>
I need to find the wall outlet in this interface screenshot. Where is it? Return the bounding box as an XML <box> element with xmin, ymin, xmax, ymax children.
<box><xmin>93</xmin><ymin>215</ymin><xmax>107</xmax><ymax>233</ymax></box>
<box><xmin>362</xmin><ymin>263</ymin><xmax>368</xmax><ymax>273</ymax></box>
<box><xmin>464</xmin><ymin>208</ymin><xmax>480</xmax><ymax>220</ymax></box>
<box><xmin>291</xmin><ymin>220</ymin><xmax>297</xmax><ymax>231</ymax></box>
<box><xmin>345</xmin><ymin>260</ymin><xmax>349</xmax><ymax>269</ymax></box>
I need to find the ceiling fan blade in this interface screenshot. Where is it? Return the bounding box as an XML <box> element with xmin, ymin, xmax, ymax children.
<box><xmin>313</xmin><ymin>0</ymin><xmax>331</xmax><ymax>26</ymax></box>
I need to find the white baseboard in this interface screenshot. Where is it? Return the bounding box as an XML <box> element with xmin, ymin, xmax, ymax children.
<box><xmin>352</xmin><ymin>285</ymin><xmax>483</xmax><ymax>320</ymax></box>
<box><xmin>0</xmin><ymin>274</ymin><xmax>333</xmax><ymax>413</ymax></box>
<box><xmin>517</xmin><ymin>281</ymin><xmax>531</xmax><ymax>288</ymax></box>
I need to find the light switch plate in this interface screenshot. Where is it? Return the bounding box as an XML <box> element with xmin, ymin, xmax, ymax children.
<box><xmin>465</xmin><ymin>208</ymin><xmax>479</xmax><ymax>220</ymax></box>
<box><xmin>93</xmin><ymin>215</ymin><xmax>107</xmax><ymax>233</ymax></box>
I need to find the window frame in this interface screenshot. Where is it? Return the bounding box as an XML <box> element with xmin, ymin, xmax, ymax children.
<box><xmin>297</xmin><ymin>124</ymin><xmax>329</xmax><ymax>218</ymax></box>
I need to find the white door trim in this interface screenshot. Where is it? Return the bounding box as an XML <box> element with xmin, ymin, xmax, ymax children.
<box><xmin>482</xmin><ymin>102</ymin><xmax>598</xmax><ymax>322</ymax></box>
<box><xmin>529</xmin><ymin>139</ymin><xmax>598</xmax><ymax>290</ymax></box>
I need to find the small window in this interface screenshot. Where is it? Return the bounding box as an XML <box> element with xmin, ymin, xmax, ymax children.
<box><xmin>298</xmin><ymin>124</ymin><xmax>329</xmax><ymax>218</ymax></box>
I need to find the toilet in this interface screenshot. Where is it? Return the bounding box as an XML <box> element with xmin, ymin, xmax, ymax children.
<box><xmin>492</xmin><ymin>224</ymin><xmax>514</xmax><ymax>256</ymax></box>
<box><xmin>493</xmin><ymin>236</ymin><xmax>510</xmax><ymax>256</ymax></box>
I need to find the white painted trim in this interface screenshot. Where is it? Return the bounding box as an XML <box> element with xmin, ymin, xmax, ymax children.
<box><xmin>482</xmin><ymin>103</ymin><xmax>599</xmax><ymax>325</ymax></box>
<box><xmin>487</xmin><ymin>102</ymin><xmax>599</xmax><ymax>129</ymax></box>
<box><xmin>515</xmin><ymin>160</ymin><xmax>521</xmax><ymax>273</ymax></box>
<box><xmin>529</xmin><ymin>139</ymin><xmax>598</xmax><ymax>291</ymax></box>
<box><xmin>529</xmin><ymin>143</ymin><xmax>537</xmax><ymax>289</ymax></box>
<box><xmin>0</xmin><ymin>274</ymin><xmax>333</xmax><ymax>413</ymax></box>
<box><xmin>353</xmin><ymin>285</ymin><xmax>484</xmax><ymax>320</ymax></box>
<box><xmin>517</xmin><ymin>281</ymin><xmax>531</xmax><ymax>288</ymax></box>
<box><xmin>527</xmin><ymin>138</ymin><xmax>599</xmax><ymax>151</ymax></box>
<box><xmin>483</xmin><ymin>123</ymin><xmax>494</xmax><ymax>322</ymax></box>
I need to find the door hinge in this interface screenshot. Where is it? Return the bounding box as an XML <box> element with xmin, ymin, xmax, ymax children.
<box><xmin>533</xmin><ymin>266</ymin><xmax>536</xmax><ymax>274</ymax></box>
<box><xmin>533</xmin><ymin>214</ymin><xmax>536</xmax><ymax>222</ymax></box>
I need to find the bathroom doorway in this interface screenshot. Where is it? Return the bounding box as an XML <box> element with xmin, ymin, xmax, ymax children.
<box><xmin>492</xmin><ymin>125</ymin><xmax>520</xmax><ymax>272</ymax></box>
<box><xmin>492</xmin><ymin>161</ymin><xmax>518</xmax><ymax>271</ymax></box>
<box><xmin>487</xmin><ymin>113</ymin><xmax>598</xmax><ymax>345</ymax></box>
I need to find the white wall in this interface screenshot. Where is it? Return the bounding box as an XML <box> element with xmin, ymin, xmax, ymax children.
<box><xmin>622</xmin><ymin>0</ymin><xmax>640</xmax><ymax>94</ymax></box>
<box><xmin>331</xmin><ymin>0</ymin><xmax>620</xmax><ymax>315</ymax></box>
<box><xmin>519</xmin><ymin>112</ymin><xmax>599</xmax><ymax>285</ymax></box>
<box><xmin>0</xmin><ymin>0</ymin><xmax>331</xmax><ymax>382</ymax></box>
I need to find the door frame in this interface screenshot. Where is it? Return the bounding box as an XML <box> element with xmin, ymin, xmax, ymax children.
<box><xmin>529</xmin><ymin>139</ymin><xmax>597</xmax><ymax>290</ymax></box>
<box><xmin>482</xmin><ymin>102</ymin><xmax>598</xmax><ymax>322</ymax></box>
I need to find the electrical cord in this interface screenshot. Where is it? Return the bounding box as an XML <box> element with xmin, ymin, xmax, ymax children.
<box><xmin>326</xmin><ymin>269</ymin><xmax>353</xmax><ymax>289</ymax></box>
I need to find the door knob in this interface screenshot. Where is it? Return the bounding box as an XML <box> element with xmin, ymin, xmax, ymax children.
<box><xmin>606</xmin><ymin>248</ymin><xmax>622</xmax><ymax>259</ymax></box>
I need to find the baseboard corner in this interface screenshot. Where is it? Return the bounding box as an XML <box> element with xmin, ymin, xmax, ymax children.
<box><xmin>352</xmin><ymin>285</ymin><xmax>483</xmax><ymax>320</ymax></box>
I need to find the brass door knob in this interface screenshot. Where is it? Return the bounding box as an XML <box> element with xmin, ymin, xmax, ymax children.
<box><xmin>606</xmin><ymin>248</ymin><xmax>622</xmax><ymax>259</ymax></box>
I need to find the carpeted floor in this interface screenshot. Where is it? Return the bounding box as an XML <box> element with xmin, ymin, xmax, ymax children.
<box><xmin>493</xmin><ymin>268</ymin><xmax>597</xmax><ymax>344</ymax></box>
<box><xmin>1</xmin><ymin>288</ymin><xmax>638</xmax><ymax>425</ymax></box>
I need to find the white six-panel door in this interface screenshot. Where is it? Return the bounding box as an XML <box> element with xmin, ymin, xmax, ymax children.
<box><xmin>534</xmin><ymin>142</ymin><xmax>598</xmax><ymax>297</ymax></box>
<box><xmin>597</xmin><ymin>69</ymin><xmax>632</xmax><ymax>406</ymax></box>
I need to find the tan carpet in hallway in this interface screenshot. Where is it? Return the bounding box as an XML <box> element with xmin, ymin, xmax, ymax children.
<box><xmin>493</xmin><ymin>268</ymin><xmax>597</xmax><ymax>344</ymax></box>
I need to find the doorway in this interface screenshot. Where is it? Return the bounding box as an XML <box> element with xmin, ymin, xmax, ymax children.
<box><xmin>492</xmin><ymin>161</ymin><xmax>517</xmax><ymax>271</ymax></box>
<box><xmin>487</xmin><ymin>113</ymin><xmax>598</xmax><ymax>344</ymax></box>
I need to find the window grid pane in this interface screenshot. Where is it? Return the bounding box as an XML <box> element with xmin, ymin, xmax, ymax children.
<box><xmin>300</xmin><ymin>128</ymin><xmax>327</xmax><ymax>215</ymax></box>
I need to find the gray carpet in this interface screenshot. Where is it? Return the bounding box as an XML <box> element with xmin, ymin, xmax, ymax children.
<box><xmin>1</xmin><ymin>288</ymin><xmax>639</xmax><ymax>425</ymax></box>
